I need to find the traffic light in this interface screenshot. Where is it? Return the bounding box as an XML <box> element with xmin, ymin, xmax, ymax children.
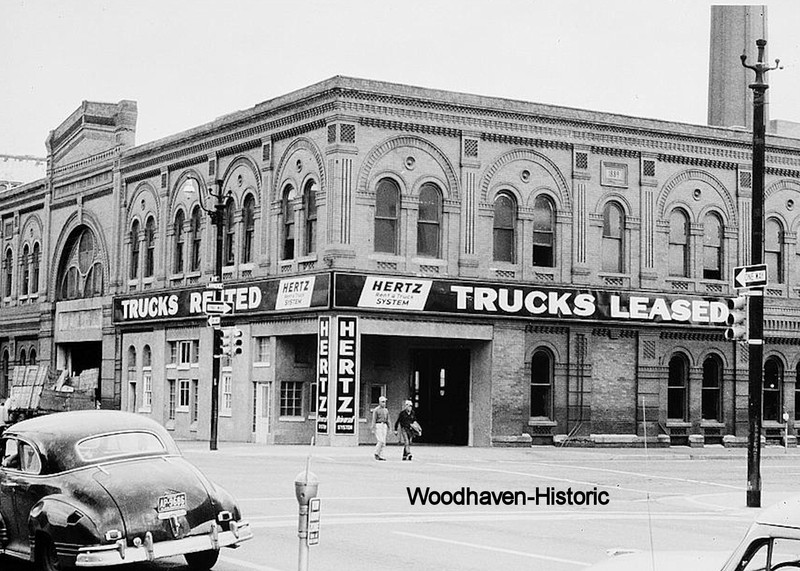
<box><xmin>231</xmin><ymin>327</ymin><xmax>244</xmax><ymax>356</ymax></box>
<box><xmin>725</xmin><ymin>294</ymin><xmax>748</xmax><ymax>341</ymax></box>
<box><xmin>219</xmin><ymin>327</ymin><xmax>244</xmax><ymax>356</ymax></box>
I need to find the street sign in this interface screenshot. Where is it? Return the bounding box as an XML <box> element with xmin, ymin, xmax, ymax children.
<box><xmin>207</xmin><ymin>282</ymin><xmax>223</xmax><ymax>290</ymax></box>
<box><xmin>205</xmin><ymin>301</ymin><xmax>232</xmax><ymax>315</ymax></box>
<box><xmin>207</xmin><ymin>315</ymin><xmax>221</xmax><ymax>328</ymax></box>
<box><xmin>733</xmin><ymin>264</ymin><xmax>768</xmax><ymax>289</ymax></box>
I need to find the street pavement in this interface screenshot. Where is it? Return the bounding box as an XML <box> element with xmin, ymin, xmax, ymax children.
<box><xmin>4</xmin><ymin>441</ymin><xmax>800</xmax><ymax>570</ymax></box>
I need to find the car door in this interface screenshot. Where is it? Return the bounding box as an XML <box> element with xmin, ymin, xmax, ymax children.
<box><xmin>0</xmin><ymin>436</ymin><xmax>23</xmax><ymax>545</ymax></box>
<box><xmin>0</xmin><ymin>436</ymin><xmax>45</xmax><ymax>547</ymax></box>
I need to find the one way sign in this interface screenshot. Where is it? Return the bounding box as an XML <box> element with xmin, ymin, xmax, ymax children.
<box><xmin>733</xmin><ymin>264</ymin><xmax>768</xmax><ymax>289</ymax></box>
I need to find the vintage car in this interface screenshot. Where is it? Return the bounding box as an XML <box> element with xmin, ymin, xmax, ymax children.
<box><xmin>0</xmin><ymin>410</ymin><xmax>252</xmax><ymax>570</ymax></box>
<box><xmin>584</xmin><ymin>495</ymin><xmax>800</xmax><ymax>570</ymax></box>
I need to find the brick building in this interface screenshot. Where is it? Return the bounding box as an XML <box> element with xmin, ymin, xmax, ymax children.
<box><xmin>3</xmin><ymin>76</ymin><xmax>800</xmax><ymax>447</ymax></box>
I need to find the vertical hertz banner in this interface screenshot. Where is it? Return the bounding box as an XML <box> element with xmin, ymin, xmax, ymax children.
<box><xmin>335</xmin><ymin>316</ymin><xmax>358</xmax><ymax>435</ymax></box>
<box><xmin>316</xmin><ymin>317</ymin><xmax>330</xmax><ymax>434</ymax></box>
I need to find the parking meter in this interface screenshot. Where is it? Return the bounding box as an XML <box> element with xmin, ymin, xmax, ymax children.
<box><xmin>294</xmin><ymin>469</ymin><xmax>319</xmax><ymax>571</ymax></box>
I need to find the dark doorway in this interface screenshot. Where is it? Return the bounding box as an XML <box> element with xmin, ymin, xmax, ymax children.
<box><xmin>59</xmin><ymin>341</ymin><xmax>103</xmax><ymax>400</ymax></box>
<box><xmin>411</xmin><ymin>349</ymin><xmax>470</xmax><ymax>445</ymax></box>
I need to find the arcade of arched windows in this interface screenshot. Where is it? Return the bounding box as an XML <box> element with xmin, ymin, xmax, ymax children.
<box><xmin>57</xmin><ymin>226</ymin><xmax>104</xmax><ymax>301</ymax></box>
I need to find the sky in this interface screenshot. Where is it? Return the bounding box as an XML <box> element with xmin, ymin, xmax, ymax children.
<box><xmin>2</xmin><ymin>0</ymin><xmax>800</xmax><ymax>159</ymax></box>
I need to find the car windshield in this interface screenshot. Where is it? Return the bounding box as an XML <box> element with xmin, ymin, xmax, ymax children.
<box><xmin>76</xmin><ymin>431</ymin><xmax>167</xmax><ymax>462</ymax></box>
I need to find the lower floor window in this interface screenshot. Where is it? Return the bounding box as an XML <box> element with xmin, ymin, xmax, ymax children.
<box><xmin>178</xmin><ymin>379</ymin><xmax>190</xmax><ymax>411</ymax></box>
<box><xmin>142</xmin><ymin>370</ymin><xmax>152</xmax><ymax>411</ymax></box>
<box><xmin>167</xmin><ymin>380</ymin><xmax>176</xmax><ymax>421</ymax></box>
<box><xmin>530</xmin><ymin>349</ymin><xmax>553</xmax><ymax>419</ymax></box>
<box><xmin>280</xmin><ymin>381</ymin><xmax>303</xmax><ymax>417</ymax></box>
<box><xmin>221</xmin><ymin>371</ymin><xmax>232</xmax><ymax>416</ymax></box>
<box><xmin>191</xmin><ymin>380</ymin><xmax>199</xmax><ymax>423</ymax></box>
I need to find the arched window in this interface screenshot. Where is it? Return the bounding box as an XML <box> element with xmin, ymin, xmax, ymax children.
<box><xmin>144</xmin><ymin>217</ymin><xmax>155</xmax><ymax>278</ymax></box>
<box><xmin>143</xmin><ymin>344</ymin><xmax>152</xmax><ymax>368</ymax></box>
<box><xmin>303</xmin><ymin>181</ymin><xmax>317</xmax><ymax>256</ymax></box>
<box><xmin>223</xmin><ymin>198</ymin><xmax>235</xmax><ymax>266</ymax></box>
<box><xmin>31</xmin><ymin>243</ymin><xmax>40</xmax><ymax>294</ymax></box>
<box><xmin>493</xmin><ymin>192</ymin><xmax>516</xmax><ymax>263</ymax></box>
<box><xmin>702</xmin><ymin>355</ymin><xmax>722</xmax><ymax>421</ymax></box>
<box><xmin>669</xmin><ymin>209</ymin><xmax>689</xmax><ymax>277</ymax></box>
<box><xmin>417</xmin><ymin>183</ymin><xmax>442</xmax><ymax>258</ymax></box>
<box><xmin>21</xmin><ymin>244</ymin><xmax>30</xmax><ymax>296</ymax></box>
<box><xmin>530</xmin><ymin>349</ymin><xmax>554</xmax><ymax>419</ymax></box>
<box><xmin>282</xmin><ymin>186</ymin><xmax>295</xmax><ymax>260</ymax></box>
<box><xmin>142</xmin><ymin>344</ymin><xmax>152</xmax><ymax>410</ymax></box>
<box><xmin>173</xmin><ymin>210</ymin><xmax>185</xmax><ymax>274</ymax></box>
<box><xmin>190</xmin><ymin>207</ymin><xmax>202</xmax><ymax>272</ymax></box>
<box><xmin>375</xmin><ymin>179</ymin><xmax>400</xmax><ymax>254</ymax></box>
<box><xmin>532</xmin><ymin>195</ymin><xmax>555</xmax><ymax>267</ymax></box>
<box><xmin>57</xmin><ymin>227</ymin><xmax>104</xmax><ymax>301</ymax></box>
<box><xmin>703</xmin><ymin>213</ymin><xmax>723</xmax><ymax>280</ymax></box>
<box><xmin>129</xmin><ymin>220</ymin><xmax>140</xmax><ymax>280</ymax></box>
<box><xmin>3</xmin><ymin>248</ymin><xmax>12</xmax><ymax>298</ymax></box>
<box><xmin>242</xmin><ymin>194</ymin><xmax>255</xmax><ymax>263</ymax></box>
<box><xmin>602</xmin><ymin>202</ymin><xmax>625</xmax><ymax>273</ymax></box>
<box><xmin>668</xmin><ymin>354</ymin><xmax>689</xmax><ymax>421</ymax></box>
<box><xmin>766</xmin><ymin>219</ymin><xmax>783</xmax><ymax>284</ymax></box>
<box><xmin>28</xmin><ymin>347</ymin><xmax>36</xmax><ymax>365</ymax></box>
<box><xmin>764</xmin><ymin>357</ymin><xmax>782</xmax><ymax>422</ymax></box>
<box><xmin>19</xmin><ymin>348</ymin><xmax>26</xmax><ymax>367</ymax></box>
<box><xmin>127</xmin><ymin>346</ymin><xmax>137</xmax><ymax>383</ymax></box>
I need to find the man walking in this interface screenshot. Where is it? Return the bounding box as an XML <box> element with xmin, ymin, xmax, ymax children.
<box><xmin>371</xmin><ymin>395</ymin><xmax>390</xmax><ymax>461</ymax></box>
<box><xmin>394</xmin><ymin>399</ymin><xmax>417</xmax><ymax>461</ymax></box>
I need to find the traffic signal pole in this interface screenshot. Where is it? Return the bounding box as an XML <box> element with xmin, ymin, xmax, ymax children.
<box><xmin>210</xmin><ymin>187</ymin><xmax>225</xmax><ymax>451</ymax></box>
<box><xmin>741</xmin><ymin>39</ymin><xmax>780</xmax><ymax>508</ymax></box>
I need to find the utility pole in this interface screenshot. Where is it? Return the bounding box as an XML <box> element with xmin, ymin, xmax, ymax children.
<box><xmin>741</xmin><ymin>39</ymin><xmax>781</xmax><ymax>508</ymax></box>
<box><xmin>210</xmin><ymin>182</ymin><xmax>225</xmax><ymax>451</ymax></box>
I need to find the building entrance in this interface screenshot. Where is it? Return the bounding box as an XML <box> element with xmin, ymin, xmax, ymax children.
<box><xmin>410</xmin><ymin>349</ymin><xmax>470</xmax><ymax>445</ymax></box>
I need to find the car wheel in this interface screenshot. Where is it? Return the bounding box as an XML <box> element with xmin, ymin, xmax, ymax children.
<box><xmin>184</xmin><ymin>549</ymin><xmax>220</xmax><ymax>569</ymax></box>
<box><xmin>34</xmin><ymin>535</ymin><xmax>63</xmax><ymax>571</ymax></box>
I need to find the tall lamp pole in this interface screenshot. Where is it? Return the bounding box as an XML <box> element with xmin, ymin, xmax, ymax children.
<box><xmin>184</xmin><ymin>177</ymin><xmax>227</xmax><ymax>451</ymax></box>
<box><xmin>741</xmin><ymin>39</ymin><xmax>781</xmax><ymax>508</ymax></box>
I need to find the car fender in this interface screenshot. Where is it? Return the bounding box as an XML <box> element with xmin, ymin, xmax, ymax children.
<box><xmin>28</xmin><ymin>494</ymin><xmax>107</xmax><ymax>552</ymax></box>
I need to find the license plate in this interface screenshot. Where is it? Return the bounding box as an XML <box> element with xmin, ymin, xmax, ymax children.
<box><xmin>157</xmin><ymin>492</ymin><xmax>186</xmax><ymax>513</ymax></box>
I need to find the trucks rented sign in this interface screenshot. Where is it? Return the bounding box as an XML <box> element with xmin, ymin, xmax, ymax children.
<box><xmin>334</xmin><ymin>274</ymin><xmax>729</xmax><ymax>327</ymax></box>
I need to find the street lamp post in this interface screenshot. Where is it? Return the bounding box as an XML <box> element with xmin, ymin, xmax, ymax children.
<box><xmin>741</xmin><ymin>39</ymin><xmax>781</xmax><ymax>508</ymax></box>
<box><xmin>184</xmin><ymin>177</ymin><xmax>228</xmax><ymax>451</ymax></box>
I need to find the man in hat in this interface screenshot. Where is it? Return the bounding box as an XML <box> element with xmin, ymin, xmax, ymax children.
<box><xmin>370</xmin><ymin>395</ymin><xmax>391</xmax><ymax>461</ymax></box>
<box><xmin>394</xmin><ymin>399</ymin><xmax>417</xmax><ymax>461</ymax></box>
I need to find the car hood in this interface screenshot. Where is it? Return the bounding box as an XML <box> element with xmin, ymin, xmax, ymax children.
<box><xmin>583</xmin><ymin>550</ymin><xmax>729</xmax><ymax>571</ymax></box>
<box><xmin>91</xmin><ymin>456</ymin><xmax>218</xmax><ymax>543</ymax></box>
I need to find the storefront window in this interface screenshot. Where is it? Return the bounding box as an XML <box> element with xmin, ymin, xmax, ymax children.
<box><xmin>702</xmin><ymin>354</ymin><xmax>722</xmax><ymax>421</ymax></box>
<box><xmin>530</xmin><ymin>349</ymin><xmax>553</xmax><ymax>419</ymax></box>
<box><xmin>668</xmin><ymin>354</ymin><xmax>688</xmax><ymax>421</ymax></box>
<box><xmin>280</xmin><ymin>381</ymin><xmax>303</xmax><ymax>417</ymax></box>
<box><xmin>764</xmin><ymin>357</ymin><xmax>782</xmax><ymax>422</ymax></box>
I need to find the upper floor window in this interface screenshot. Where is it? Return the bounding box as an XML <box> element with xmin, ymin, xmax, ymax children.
<box><xmin>3</xmin><ymin>249</ymin><xmax>12</xmax><ymax>298</ymax></box>
<box><xmin>223</xmin><ymin>198</ymin><xmax>235</xmax><ymax>266</ymax></box>
<box><xmin>602</xmin><ymin>202</ymin><xmax>625</xmax><ymax>273</ymax></box>
<box><xmin>19</xmin><ymin>348</ymin><xmax>26</xmax><ymax>367</ymax></box>
<box><xmin>173</xmin><ymin>210</ymin><xmax>185</xmax><ymax>274</ymax></box>
<box><xmin>144</xmin><ymin>217</ymin><xmax>156</xmax><ymax>278</ymax></box>
<box><xmin>58</xmin><ymin>226</ymin><xmax>104</xmax><ymax>301</ymax></box>
<box><xmin>129</xmin><ymin>220</ymin><xmax>140</xmax><ymax>280</ymax></box>
<box><xmin>703</xmin><ymin>213</ymin><xmax>723</xmax><ymax>280</ymax></box>
<box><xmin>190</xmin><ymin>206</ymin><xmax>202</xmax><ymax>272</ymax></box>
<box><xmin>242</xmin><ymin>194</ymin><xmax>255</xmax><ymax>264</ymax></box>
<box><xmin>530</xmin><ymin>348</ymin><xmax>553</xmax><ymax>419</ymax></box>
<box><xmin>375</xmin><ymin>178</ymin><xmax>400</xmax><ymax>254</ymax></box>
<box><xmin>766</xmin><ymin>218</ymin><xmax>783</xmax><ymax>284</ymax></box>
<box><xmin>493</xmin><ymin>192</ymin><xmax>516</xmax><ymax>263</ymax></box>
<box><xmin>669</xmin><ymin>209</ymin><xmax>689</xmax><ymax>277</ymax></box>
<box><xmin>282</xmin><ymin>185</ymin><xmax>295</xmax><ymax>260</ymax></box>
<box><xmin>28</xmin><ymin>347</ymin><xmax>36</xmax><ymax>365</ymax></box>
<box><xmin>532</xmin><ymin>195</ymin><xmax>555</xmax><ymax>267</ymax></box>
<box><xmin>31</xmin><ymin>243</ymin><xmax>40</xmax><ymax>295</ymax></box>
<box><xmin>127</xmin><ymin>346</ymin><xmax>137</xmax><ymax>383</ymax></box>
<box><xmin>417</xmin><ymin>183</ymin><xmax>442</xmax><ymax>258</ymax></box>
<box><xmin>20</xmin><ymin>244</ymin><xmax>30</xmax><ymax>296</ymax></box>
<box><xmin>304</xmin><ymin>181</ymin><xmax>317</xmax><ymax>256</ymax></box>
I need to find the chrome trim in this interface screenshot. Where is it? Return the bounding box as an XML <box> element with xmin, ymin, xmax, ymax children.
<box><xmin>74</xmin><ymin>522</ymin><xmax>252</xmax><ymax>567</ymax></box>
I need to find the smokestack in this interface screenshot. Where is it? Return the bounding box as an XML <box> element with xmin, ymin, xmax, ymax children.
<box><xmin>708</xmin><ymin>5</ymin><xmax>768</xmax><ymax>129</ymax></box>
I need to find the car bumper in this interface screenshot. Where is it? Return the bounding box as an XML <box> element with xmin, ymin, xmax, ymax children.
<box><xmin>74</xmin><ymin>520</ymin><xmax>252</xmax><ymax>567</ymax></box>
